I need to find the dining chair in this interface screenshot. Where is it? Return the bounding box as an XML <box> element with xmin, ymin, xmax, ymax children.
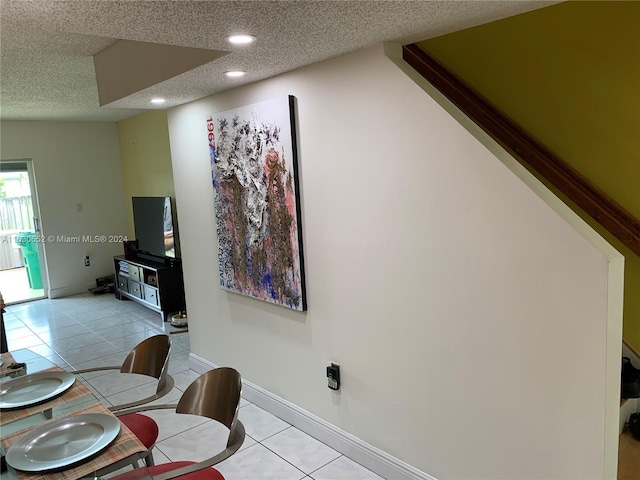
<box><xmin>73</xmin><ymin>334</ymin><xmax>174</xmax><ymax>411</ymax></box>
<box><xmin>106</xmin><ymin>367</ymin><xmax>245</xmax><ymax>480</ymax></box>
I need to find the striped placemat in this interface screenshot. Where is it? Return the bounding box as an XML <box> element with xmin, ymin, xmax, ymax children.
<box><xmin>0</xmin><ymin>367</ymin><xmax>94</xmax><ymax>426</ymax></box>
<box><xmin>1</xmin><ymin>402</ymin><xmax>147</xmax><ymax>480</ymax></box>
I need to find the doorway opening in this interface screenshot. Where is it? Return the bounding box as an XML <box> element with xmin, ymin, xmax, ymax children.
<box><xmin>0</xmin><ymin>160</ymin><xmax>46</xmax><ymax>304</ymax></box>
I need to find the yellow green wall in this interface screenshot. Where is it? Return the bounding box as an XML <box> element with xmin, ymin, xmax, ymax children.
<box><xmin>117</xmin><ymin>110</ymin><xmax>175</xmax><ymax>239</ymax></box>
<box><xmin>419</xmin><ymin>1</ymin><xmax>640</xmax><ymax>348</ymax></box>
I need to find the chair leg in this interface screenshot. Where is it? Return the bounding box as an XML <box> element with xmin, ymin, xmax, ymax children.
<box><xmin>130</xmin><ymin>450</ymin><xmax>155</xmax><ymax>470</ymax></box>
<box><xmin>143</xmin><ymin>449</ymin><xmax>155</xmax><ymax>467</ymax></box>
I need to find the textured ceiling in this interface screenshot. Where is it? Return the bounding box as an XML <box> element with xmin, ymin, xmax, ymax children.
<box><xmin>0</xmin><ymin>0</ymin><xmax>557</xmax><ymax>122</ymax></box>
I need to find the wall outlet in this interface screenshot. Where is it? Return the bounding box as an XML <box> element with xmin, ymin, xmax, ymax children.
<box><xmin>327</xmin><ymin>363</ymin><xmax>340</xmax><ymax>390</ymax></box>
<box><xmin>84</xmin><ymin>256</ymin><xmax>90</xmax><ymax>267</ymax></box>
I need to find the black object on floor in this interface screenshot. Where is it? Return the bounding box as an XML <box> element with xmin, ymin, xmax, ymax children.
<box><xmin>629</xmin><ymin>413</ymin><xmax>640</xmax><ymax>441</ymax></box>
<box><xmin>95</xmin><ymin>275</ymin><xmax>115</xmax><ymax>292</ymax></box>
<box><xmin>622</xmin><ymin>357</ymin><xmax>640</xmax><ymax>399</ymax></box>
<box><xmin>89</xmin><ymin>286</ymin><xmax>111</xmax><ymax>295</ymax></box>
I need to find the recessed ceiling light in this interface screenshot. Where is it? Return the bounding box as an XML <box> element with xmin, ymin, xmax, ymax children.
<box><xmin>150</xmin><ymin>98</ymin><xmax>165</xmax><ymax>104</ymax></box>
<box><xmin>225</xmin><ymin>70</ymin><xmax>246</xmax><ymax>78</ymax></box>
<box><xmin>227</xmin><ymin>34</ymin><xmax>256</xmax><ymax>45</ymax></box>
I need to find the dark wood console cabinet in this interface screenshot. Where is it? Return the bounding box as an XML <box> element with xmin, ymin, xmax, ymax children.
<box><xmin>113</xmin><ymin>255</ymin><xmax>185</xmax><ymax>321</ymax></box>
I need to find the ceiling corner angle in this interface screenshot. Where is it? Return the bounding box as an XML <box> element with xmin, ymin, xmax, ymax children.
<box><xmin>93</xmin><ymin>39</ymin><xmax>229</xmax><ymax>106</ymax></box>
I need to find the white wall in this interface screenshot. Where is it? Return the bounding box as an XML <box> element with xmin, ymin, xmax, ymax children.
<box><xmin>168</xmin><ymin>45</ymin><xmax>622</xmax><ymax>479</ymax></box>
<box><xmin>1</xmin><ymin>121</ymin><xmax>128</xmax><ymax>297</ymax></box>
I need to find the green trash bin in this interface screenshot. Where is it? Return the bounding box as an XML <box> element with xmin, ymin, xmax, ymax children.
<box><xmin>15</xmin><ymin>232</ymin><xmax>43</xmax><ymax>290</ymax></box>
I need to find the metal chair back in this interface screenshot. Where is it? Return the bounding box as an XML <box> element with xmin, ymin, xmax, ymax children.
<box><xmin>75</xmin><ymin>334</ymin><xmax>174</xmax><ymax>411</ymax></box>
<box><xmin>176</xmin><ymin>367</ymin><xmax>242</xmax><ymax>430</ymax></box>
<box><xmin>120</xmin><ymin>334</ymin><xmax>171</xmax><ymax>393</ymax></box>
<box><xmin>110</xmin><ymin>367</ymin><xmax>245</xmax><ymax>480</ymax></box>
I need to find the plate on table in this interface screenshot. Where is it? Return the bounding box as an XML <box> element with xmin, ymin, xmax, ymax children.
<box><xmin>6</xmin><ymin>413</ymin><xmax>121</xmax><ymax>472</ymax></box>
<box><xmin>0</xmin><ymin>371</ymin><xmax>75</xmax><ymax>409</ymax></box>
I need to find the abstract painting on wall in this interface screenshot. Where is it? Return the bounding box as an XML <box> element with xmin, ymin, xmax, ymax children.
<box><xmin>206</xmin><ymin>96</ymin><xmax>307</xmax><ymax>311</ymax></box>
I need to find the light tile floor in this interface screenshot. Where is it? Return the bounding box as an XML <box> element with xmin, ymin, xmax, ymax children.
<box><xmin>2</xmin><ymin>294</ymin><xmax>384</xmax><ymax>480</ymax></box>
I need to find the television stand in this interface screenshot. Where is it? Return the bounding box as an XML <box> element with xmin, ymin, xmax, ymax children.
<box><xmin>113</xmin><ymin>255</ymin><xmax>185</xmax><ymax>321</ymax></box>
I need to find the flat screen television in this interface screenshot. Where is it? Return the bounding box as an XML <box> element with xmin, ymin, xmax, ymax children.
<box><xmin>132</xmin><ymin>196</ymin><xmax>177</xmax><ymax>259</ymax></box>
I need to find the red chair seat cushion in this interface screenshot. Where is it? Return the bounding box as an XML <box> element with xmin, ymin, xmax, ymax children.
<box><xmin>119</xmin><ymin>413</ymin><xmax>159</xmax><ymax>449</ymax></box>
<box><xmin>111</xmin><ymin>461</ymin><xmax>225</xmax><ymax>480</ymax></box>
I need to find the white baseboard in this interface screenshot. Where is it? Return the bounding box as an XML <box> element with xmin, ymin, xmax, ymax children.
<box><xmin>190</xmin><ymin>353</ymin><xmax>436</xmax><ymax>480</ymax></box>
<box><xmin>49</xmin><ymin>283</ymin><xmax>93</xmax><ymax>299</ymax></box>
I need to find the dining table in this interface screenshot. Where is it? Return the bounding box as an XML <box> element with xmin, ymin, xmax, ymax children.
<box><xmin>0</xmin><ymin>349</ymin><xmax>150</xmax><ymax>480</ymax></box>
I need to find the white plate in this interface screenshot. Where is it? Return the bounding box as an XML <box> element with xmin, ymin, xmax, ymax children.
<box><xmin>6</xmin><ymin>413</ymin><xmax>121</xmax><ymax>472</ymax></box>
<box><xmin>0</xmin><ymin>371</ymin><xmax>75</xmax><ymax>409</ymax></box>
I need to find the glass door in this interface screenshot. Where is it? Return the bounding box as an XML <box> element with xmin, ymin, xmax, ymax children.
<box><xmin>0</xmin><ymin>160</ymin><xmax>47</xmax><ymax>304</ymax></box>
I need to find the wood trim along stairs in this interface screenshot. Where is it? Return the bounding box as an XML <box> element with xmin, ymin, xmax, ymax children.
<box><xmin>402</xmin><ymin>43</ymin><xmax>640</xmax><ymax>258</ymax></box>
<box><xmin>624</xmin><ymin>338</ymin><xmax>640</xmax><ymax>361</ymax></box>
